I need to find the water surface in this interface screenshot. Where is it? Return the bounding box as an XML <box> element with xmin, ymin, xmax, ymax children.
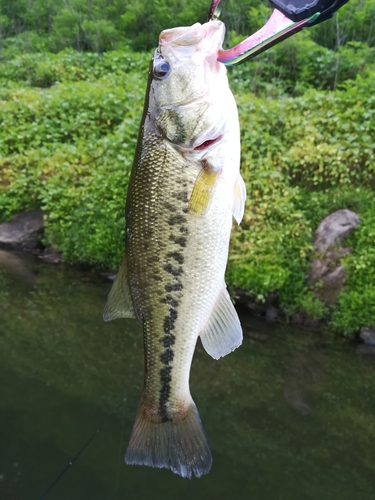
<box><xmin>0</xmin><ymin>250</ymin><xmax>374</xmax><ymax>499</ymax></box>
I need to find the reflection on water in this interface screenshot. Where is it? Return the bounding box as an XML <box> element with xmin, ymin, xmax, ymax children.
<box><xmin>0</xmin><ymin>251</ymin><xmax>374</xmax><ymax>500</ymax></box>
<box><xmin>282</xmin><ymin>350</ymin><xmax>325</xmax><ymax>416</ymax></box>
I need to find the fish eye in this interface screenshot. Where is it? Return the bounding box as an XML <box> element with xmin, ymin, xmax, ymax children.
<box><xmin>153</xmin><ymin>60</ymin><xmax>170</xmax><ymax>80</ymax></box>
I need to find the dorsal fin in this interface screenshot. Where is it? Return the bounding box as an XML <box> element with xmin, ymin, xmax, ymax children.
<box><xmin>103</xmin><ymin>257</ymin><xmax>135</xmax><ymax>321</ymax></box>
<box><xmin>200</xmin><ymin>286</ymin><xmax>242</xmax><ymax>359</ymax></box>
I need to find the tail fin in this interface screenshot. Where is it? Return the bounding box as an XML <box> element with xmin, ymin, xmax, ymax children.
<box><xmin>125</xmin><ymin>401</ymin><xmax>212</xmax><ymax>479</ymax></box>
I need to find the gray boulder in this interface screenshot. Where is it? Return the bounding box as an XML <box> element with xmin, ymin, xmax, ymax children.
<box><xmin>360</xmin><ymin>327</ymin><xmax>375</xmax><ymax>346</ymax></box>
<box><xmin>310</xmin><ymin>209</ymin><xmax>360</xmax><ymax>305</ymax></box>
<box><xmin>313</xmin><ymin>209</ymin><xmax>360</xmax><ymax>253</ymax></box>
<box><xmin>0</xmin><ymin>210</ymin><xmax>46</xmax><ymax>251</ymax></box>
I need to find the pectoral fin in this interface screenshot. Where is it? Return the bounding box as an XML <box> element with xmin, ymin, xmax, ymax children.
<box><xmin>188</xmin><ymin>163</ymin><xmax>219</xmax><ymax>215</ymax></box>
<box><xmin>232</xmin><ymin>173</ymin><xmax>246</xmax><ymax>224</ymax></box>
<box><xmin>200</xmin><ymin>287</ymin><xmax>242</xmax><ymax>360</ymax></box>
<box><xmin>103</xmin><ymin>257</ymin><xmax>135</xmax><ymax>321</ymax></box>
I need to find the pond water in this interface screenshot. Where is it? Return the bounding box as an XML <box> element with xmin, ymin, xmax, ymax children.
<box><xmin>0</xmin><ymin>250</ymin><xmax>374</xmax><ymax>500</ymax></box>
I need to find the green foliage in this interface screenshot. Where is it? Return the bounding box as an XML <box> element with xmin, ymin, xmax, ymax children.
<box><xmin>0</xmin><ymin>76</ymin><xmax>144</xmax><ymax>155</ymax></box>
<box><xmin>229</xmin><ymin>33</ymin><xmax>375</xmax><ymax>95</ymax></box>
<box><xmin>298</xmin><ymin>293</ymin><xmax>329</xmax><ymax>320</ymax></box>
<box><xmin>0</xmin><ymin>51</ymin><xmax>147</xmax><ymax>267</ymax></box>
<box><xmin>310</xmin><ymin>0</ymin><xmax>375</xmax><ymax>49</ymax></box>
<box><xmin>1</xmin><ymin>0</ymin><xmax>375</xmax><ymax>337</ymax></box>
<box><xmin>328</xmin><ymin>196</ymin><xmax>375</xmax><ymax>334</ymax></box>
<box><xmin>51</xmin><ymin>7</ymin><xmax>120</xmax><ymax>52</ymax></box>
<box><xmin>0</xmin><ymin>48</ymin><xmax>150</xmax><ymax>87</ymax></box>
<box><xmin>120</xmin><ymin>0</ymin><xmax>207</xmax><ymax>51</ymax></box>
<box><xmin>225</xmin><ymin>77</ymin><xmax>375</xmax><ymax>330</ymax></box>
<box><xmin>0</xmin><ymin>131</ymin><xmax>139</xmax><ymax>268</ymax></box>
<box><xmin>0</xmin><ymin>0</ymin><xmax>123</xmax><ymax>52</ymax></box>
<box><xmin>1</xmin><ymin>0</ymin><xmax>375</xmax><ymax>55</ymax></box>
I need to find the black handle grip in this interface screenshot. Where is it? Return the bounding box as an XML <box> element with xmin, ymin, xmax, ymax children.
<box><xmin>268</xmin><ymin>0</ymin><xmax>350</xmax><ymax>24</ymax></box>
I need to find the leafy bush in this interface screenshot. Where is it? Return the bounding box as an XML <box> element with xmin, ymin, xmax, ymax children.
<box><xmin>0</xmin><ymin>78</ymin><xmax>144</xmax><ymax>155</ymax></box>
<box><xmin>310</xmin><ymin>0</ymin><xmax>375</xmax><ymax>49</ymax></box>
<box><xmin>0</xmin><ymin>53</ymin><xmax>147</xmax><ymax>267</ymax></box>
<box><xmin>229</xmin><ymin>33</ymin><xmax>375</xmax><ymax>95</ymax></box>
<box><xmin>1</xmin><ymin>0</ymin><xmax>374</xmax><ymax>56</ymax></box>
<box><xmin>0</xmin><ymin>49</ymin><xmax>150</xmax><ymax>87</ymax></box>
<box><xmin>1</xmin><ymin>47</ymin><xmax>375</xmax><ymax>334</ymax></box>
<box><xmin>225</xmin><ymin>74</ymin><xmax>375</xmax><ymax>330</ymax></box>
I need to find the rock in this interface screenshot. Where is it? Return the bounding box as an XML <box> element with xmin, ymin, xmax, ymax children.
<box><xmin>39</xmin><ymin>247</ymin><xmax>62</xmax><ymax>264</ymax></box>
<box><xmin>309</xmin><ymin>209</ymin><xmax>360</xmax><ymax>305</ymax></box>
<box><xmin>310</xmin><ymin>248</ymin><xmax>351</xmax><ymax>285</ymax></box>
<box><xmin>360</xmin><ymin>327</ymin><xmax>375</xmax><ymax>346</ymax></box>
<box><xmin>265</xmin><ymin>306</ymin><xmax>278</xmax><ymax>320</ymax></box>
<box><xmin>100</xmin><ymin>271</ymin><xmax>117</xmax><ymax>281</ymax></box>
<box><xmin>313</xmin><ymin>209</ymin><xmax>360</xmax><ymax>253</ymax></box>
<box><xmin>0</xmin><ymin>210</ymin><xmax>46</xmax><ymax>251</ymax></box>
<box><xmin>312</xmin><ymin>263</ymin><xmax>346</xmax><ymax>305</ymax></box>
<box><xmin>232</xmin><ymin>288</ymin><xmax>280</xmax><ymax>319</ymax></box>
<box><xmin>290</xmin><ymin>311</ymin><xmax>325</xmax><ymax>329</ymax></box>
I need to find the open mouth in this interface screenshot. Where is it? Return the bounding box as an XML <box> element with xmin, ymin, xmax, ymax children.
<box><xmin>193</xmin><ymin>135</ymin><xmax>222</xmax><ymax>151</ymax></box>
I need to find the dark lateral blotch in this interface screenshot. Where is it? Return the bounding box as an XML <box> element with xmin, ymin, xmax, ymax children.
<box><xmin>161</xmin><ymin>334</ymin><xmax>176</xmax><ymax>347</ymax></box>
<box><xmin>164</xmin><ymin>263</ymin><xmax>183</xmax><ymax>277</ymax></box>
<box><xmin>165</xmin><ymin>283</ymin><xmax>183</xmax><ymax>292</ymax></box>
<box><xmin>160</xmin><ymin>348</ymin><xmax>174</xmax><ymax>364</ymax></box>
<box><xmin>169</xmin><ymin>235</ymin><xmax>187</xmax><ymax>247</ymax></box>
<box><xmin>160</xmin><ymin>365</ymin><xmax>172</xmax><ymax>381</ymax></box>
<box><xmin>168</xmin><ymin>214</ymin><xmax>187</xmax><ymax>226</ymax></box>
<box><xmin>160</xmin><ymin>295</ymin><xmax>179</xmax><ymax>307</ymax></box>
<box><xmin>164</xmin><ymin>202</ymin><xmax>176</xmax><ymax>212</ymax></box>
<box><xmin>169</xmin><ymin>308</ymin><xmax>178</xmax><ymax>320</ymax></box>
<box><xmin>175</xmin><ymin>190</ymin><xmax>189</xmax><ymax>202</ymax></box>
<box><xmin>164</xmin><ymin>315</ymin><xmax>177</xmax><ymax>333</ymax></box>
<box><xmin>166</xmin><ymin>294</ymin><xmax>179</xmax><ymax>307</ymax></box>
<box><xmin>167</xmin><ymin>251</ymin><xmax>184</xmax><ymax>264</ymax></box>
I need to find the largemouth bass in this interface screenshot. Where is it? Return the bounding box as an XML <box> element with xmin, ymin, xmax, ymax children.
<box><xmin>104</xmin><ymin>20</ymin><xmax>246</xmax><ymax>479</ymax></box>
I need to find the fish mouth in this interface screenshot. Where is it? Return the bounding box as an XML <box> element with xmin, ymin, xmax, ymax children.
<box><xmin>174</xmin><ymin>132</ymin><xmax>223</xmax><ymax>155</ymax></box>
<box><xmin>190</xmin><ymin>119</ymin><xmax>227</xmax><ymax>152</ymax></box>
<box><xmin>159</xmin><ymin>21</ymin><xmax>225</xmax><ymax>53</ymax></box>
<box><xmin>193</xmin><ymin>135</ymin><xmax>223</xmax><ymax>151</ymax></box>
<box><xmin>160</xmin><ymin>24</ymin><xmax>204</xmax><ymax>47</ymax></box>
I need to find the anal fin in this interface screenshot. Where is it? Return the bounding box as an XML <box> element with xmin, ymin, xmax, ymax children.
<box><xmin>200</xmin><ymin>287</ymin><xmax>242</xmax><ymax>359</ymax></box>
<box><xmin>103</xmin><ymin>257</ymin><xmax>135</xmax><ymax>321</ymax></box>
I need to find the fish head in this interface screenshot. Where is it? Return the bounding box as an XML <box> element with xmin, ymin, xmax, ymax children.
<box><xmin>146</xmin><ymin>21</ymin><xmax>236</xmax><ymax>153</ymax></box>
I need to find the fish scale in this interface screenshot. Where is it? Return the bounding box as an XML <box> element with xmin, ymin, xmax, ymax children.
<box><xmin>127</xmin><ymin>133</ymin><xmax>219</xmax><ymax>412</ymax></box>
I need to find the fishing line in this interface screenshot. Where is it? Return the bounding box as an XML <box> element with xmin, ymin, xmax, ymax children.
<box><xmin>38</xmin><ymin>397</ymin><xmax>127</xmax><ymax>500</ymax></box>
<box><xmin>115</xmin><ymin>395</ymin><xmax>128</xmax><ymax>493</ymax></box>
